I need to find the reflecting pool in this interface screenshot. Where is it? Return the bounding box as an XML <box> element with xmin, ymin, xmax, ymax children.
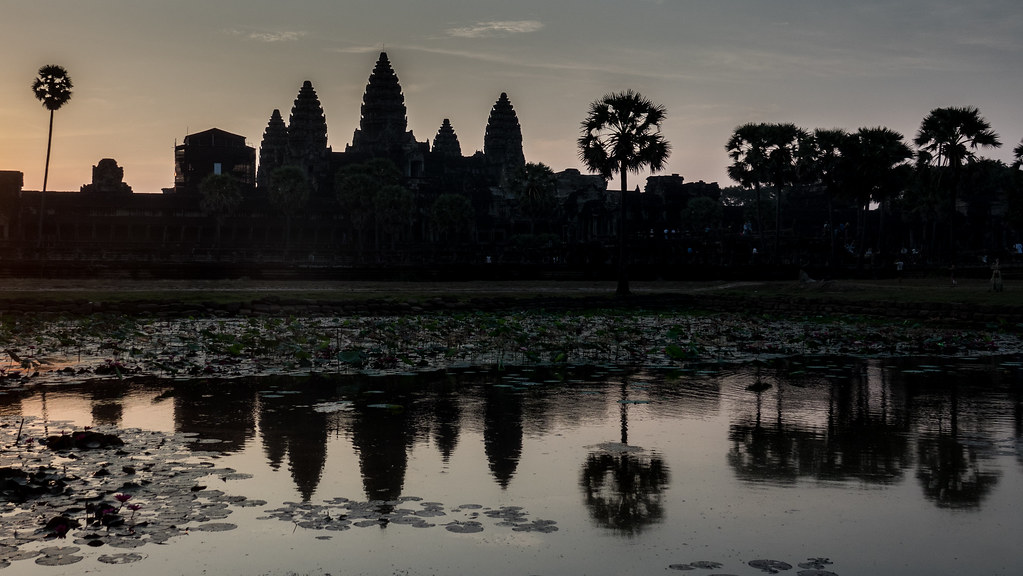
<box><xmin>2</xmin><ymin>357</ymin><xmax>1022</xmax><ymax>575</ymax></box>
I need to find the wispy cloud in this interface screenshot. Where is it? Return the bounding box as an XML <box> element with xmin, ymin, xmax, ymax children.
<box><xmin>225</xmin><ymin>28</ymin><xmax>307</xmax><ymax>43</ymax></box>
<box><xmin>444</xmin><ymin>20</ymin><xmax>544</xmax><ymax>38</ymax></box>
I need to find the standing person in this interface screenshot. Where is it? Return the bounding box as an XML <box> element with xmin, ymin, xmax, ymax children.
<box><xmin>991</xmin><ymin>258</ymin><xmax>1003</xmax><ymax>292</ymax></box>
<box><xmin>895</xmin><ymin>258</ymin><xmax>904</xmax><ymax>283</ymax></box>
<box><xmin>949</xmin><ymin>264</ymin><xmax>957</xmax><ymax>287</ymax></box>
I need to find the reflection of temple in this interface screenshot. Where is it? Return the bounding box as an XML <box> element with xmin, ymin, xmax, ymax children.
<box><xmin>483</xmin><ymin>382</ymin><xmax>523</xmax><ymax>488</ymax></box>
<box><xmin>173</xmin><ymin>381</ymin><xmax>256</xmax><ymax>454</ymax></box>
<box><xmin>258</xmin><ymin>386</ymin><xmax>330</xmax><ymax>502</ymax></box>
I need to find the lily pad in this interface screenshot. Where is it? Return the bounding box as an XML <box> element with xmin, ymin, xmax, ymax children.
<box><xmin>97</xmin><ymin>552</ymin><xmax>144</xmax><ymax>564</ymax></box>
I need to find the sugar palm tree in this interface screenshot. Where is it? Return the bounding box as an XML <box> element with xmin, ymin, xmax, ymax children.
<box><xmin>840</xmin><ymin>127</ymin><xmax>914</xmax><ymax>259</ymax></box>
<box><xmin>509</xmin><ymin>162</ymin><xmax>558</xmax><ymax>235</ymax></box>
<box><xmin>31</xmin><ymin>64</ymin><xmax>73</xmax><ymax>245</ymax></box>
<box><xmin>726</xmin><ymin>123</ymin><xmax>771</xmax><ymax>246</ymax></box>
<box><xmin>579</xmin><ymin>90</ymin><xmax>670</xmax><ymax>296</ymax></box>
<box><xmin>914</xmin><ymin>106</ymin><xmax>1001</xmax><ymax>261</ymax></box>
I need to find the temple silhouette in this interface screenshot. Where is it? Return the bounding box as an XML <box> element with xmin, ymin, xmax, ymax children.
<box><xmin>0</xmin><ymin>51</ymin><xmax>732</xmax><ymax>279</ymax></box>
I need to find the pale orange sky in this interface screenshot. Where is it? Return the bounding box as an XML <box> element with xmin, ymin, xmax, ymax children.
<box><xmin>2</xmin><ymin>0</ymin><xmax>1021</xmax><ymax>193</ymax></box>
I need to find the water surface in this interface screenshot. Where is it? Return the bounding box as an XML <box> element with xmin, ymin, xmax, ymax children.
<box><xmin>2</xmin><ymin>358</ymin><xmax>1022</xmax><ymax>575</ymax></box>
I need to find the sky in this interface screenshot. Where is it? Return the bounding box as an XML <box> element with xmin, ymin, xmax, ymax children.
<box><xmin>1</xmin><ymin>0</ymin><xmax>1021</xmax><ymax>193</ymax></box>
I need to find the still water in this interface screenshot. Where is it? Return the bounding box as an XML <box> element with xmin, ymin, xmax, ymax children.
<box><xmin>2</xmin><ymin>358</ymin><xmax>1022</xmax><ymax>575</ymax></box>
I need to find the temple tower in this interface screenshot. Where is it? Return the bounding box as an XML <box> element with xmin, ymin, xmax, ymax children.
<box><xmin>432</xmin><ymin>119</ymin><xmax>461</xmax><ymax>158</ymax></box>
<box><xmin>347</xmin><ymin>52</ymin><xmax>425</xmax><ymax>177</ymax></box>
<box><xmin>287</xmin><ymin>81</ymin><xmax>330</xmax><ymax>192</ymax></box>
<box><xmin>257</xmin><ymin>109</ymin><xmax>288</xmax><ymax>189</ymax></box>
<box><xmin>483</xmin><ymin>93</ymin><xmax>525</xmax><ymax>183</ymax></box>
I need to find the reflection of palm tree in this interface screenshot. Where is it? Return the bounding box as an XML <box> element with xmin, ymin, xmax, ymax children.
<box><xmin>914</xmin><ymin>383</ymin><xmax>1000</xmax><ymax>508</ymax></box>
<box><xmin>31</xmin><ymin>64</ymin><xmax>73</xmax><ymax>245</ymax></box>
<box><xmin>580</xmin><ymin>379</ymin><xmax>670</xmax><ymax>535</ymax></box>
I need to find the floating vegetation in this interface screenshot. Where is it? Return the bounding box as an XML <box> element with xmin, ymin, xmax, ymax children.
<box><xmin>0</xmin><ymin>417</ymin><xmax>266</xmax><ymax>568</ymax></box>
<box><xmin>749</xmin><ymin>559</ymin><xmax>794</xmax><ymax>573</ymax></box>
<box><xmin>0</xmin><ymin>309</ymin><xmax>1017</xmax><ymax>387</ymax></box>
<box><xmin>97</xmin><ymin>552</ymin><xmax>144</xmax><ymax>564</ymax></box>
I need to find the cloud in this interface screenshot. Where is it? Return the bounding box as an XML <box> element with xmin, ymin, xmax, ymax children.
<box><xmin>445</xmin><ymin>20</ymin><xmax>544</xmax><ymax>38</ymax></box>
<box><xmin>225</xmin><ymin>28</ymin><xmax>307</xmax><ymax>42</ymax></box>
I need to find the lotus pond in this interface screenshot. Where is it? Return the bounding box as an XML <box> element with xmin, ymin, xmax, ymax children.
<box><xmin>2</xmin><ymin>356</ymin><xmax>1023</xmax><ymax>575</ymax></box>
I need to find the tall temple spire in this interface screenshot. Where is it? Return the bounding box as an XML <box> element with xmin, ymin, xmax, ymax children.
<box><xmin>432</xmin><ymin>119</ymin><xmax>461</xmax><ymax>158</ymax></box>
<box><xmin>350</xmin><ymin>52</ymin><xmax>410</xmax><ymax>155</ymax></box>
<box><xmin>287</xmin><ymin>80</ymin><xmax>330</xmax><ymax>192</ymax></box>
<box><xmin>484</xmin><ymin>92</ymin><xmax>525</xmax><ymax>181</ymax></box>
<box><xmin>257</xmin><ymin>109</ymin><xmax>288</xmax><ymax>189</ymax></box>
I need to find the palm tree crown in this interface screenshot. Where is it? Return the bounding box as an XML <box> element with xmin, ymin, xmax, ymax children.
<box><xmin>578</xmin><ymin>90</ymin><xmax>670</xmax><ymax>179</ymax></box>
<box><xmin>914</xmin><ymin>106</ymin><xmax>1001</xmax><ymax>170</ymax></box>
<box><xmin>32</xmin><ymin>65</ymin><xmax>73</xmax><ymax>112</ymax></box>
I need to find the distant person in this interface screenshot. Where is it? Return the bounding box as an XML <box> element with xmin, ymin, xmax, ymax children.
<box><xmin>895</xmin><ymin>259</ymin><xmax>904</xmax><ymax>283</ymax></box>
<box><xmin>991</xmin><ymin>258</ymin><xmax>1003</xmax><ymax>292</ymax></box>
<box><xmin>950</xmin><ymin>264</ymin><xmax>957</xmax><ymax>287</ymax></box>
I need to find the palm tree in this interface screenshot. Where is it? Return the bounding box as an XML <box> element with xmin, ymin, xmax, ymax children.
<box><xmin>268</xmin><ymin>166</ymin><xmax>310</xmax><ymax>254</ymax></box>
<box><xmin>509</xmin><ymin>162</ymin><xmax>558</xmax><ymax>234</ymax></box>
<box><xmin>804</xmin><ymin>128</ymin><xmax>849</xmax><ymax>266</ymax></box>
<box><xmin>726</xmin><ymin>123</ymin><xmax>771</xmax><ymax>247</ymax></box>
<box><xmin>579</xmin><ymin>90</ymin><xmax>671</xmax><ymax>296</ymax></box>
<box><xmin>840</xmin><ymin>127</ymin><xmax>914</xmax><ymax>260</ymax></box>
<box><xmin>1014</xmin><ymin>139</ymin><xmax>1023</xmax><ymax>169</ymax></box>
<box><xmin>31</xmin><ymin>64</ymin><xmax>73</xmax><ymax>246</ymax></box>
<box><xmin>914</xmin><ymin>106</ymin><xmax>1001</xmax><ymax>261</ymax></box>
<box><xmin>762</xmin><ymin>123</ymin><xmax>808</xmax><ymax>263</ymax></box>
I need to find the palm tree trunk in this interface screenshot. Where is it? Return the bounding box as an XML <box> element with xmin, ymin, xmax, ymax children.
<box><xmin>37</xmin><ymin>109</ymin><xmax>54</xmax><ymax>247</ymax></box>
<box><xmin>617</xmin><ymin>167</ymin><xmax>629</xmax><ymax>297</ymax></box>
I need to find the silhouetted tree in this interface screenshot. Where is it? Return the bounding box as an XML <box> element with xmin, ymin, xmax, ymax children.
<box><xmin>509</xmin><ymin>162</ymin><xmax>558</xmax><ymax>234</ymax></box>
<box><xmin>268</xmin><ymin>165</ymin><xmax>310</xmax><ymax>252</ymax></box>
<box><xmin>373</xmin><ymin>184</ymin><xmax>415</xmax><ymax>253</ymax></box>
<box><xmin>430</xmin><ymin>193</ymin><xmax>474</xmax><ymax>246</ymax></box>
<box><xmin>840</xmin><ymin>127</ymin><xmax>914</xmax><ymax>257</ymax></box>
<box><xmin>336</xmin><ymin>159</ymin><xmax>403</xmax><ymax>259</ymax></box>
<box><xmin>579</xmin><ymin>90</ymin><xmax>671</xmax><ymax>296</ymax></box>
<box><xmin>804</xmin><ymin>128</ymin><xmax>850</xmax><ymax>264</ymax></box>
<box><xmin>31</xmin><ymin>64</ymin><xmax>73</xmax><ymax>246</ymax></box>
<box><xmin>727</xmin><ymin>123</ymin><xmax>772</xmax><ymax>247</ymax></box>
<box><xmin>762</xmin><ymin>123</ymin><xmax>809</xmax><ymax>262</ymax></box>
<box><xmin>199</xmin><ymin>173</ymin><xmax>242</xmax><ymax>246</ymax></box>
<box><xmin>914</xmin><ymin>106</ymin><xmax>1001</xmax><ymax>261</ymax></box>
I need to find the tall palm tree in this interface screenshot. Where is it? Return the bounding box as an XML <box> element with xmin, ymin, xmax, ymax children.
<box><xmin>726</xmin><ymin>123</ymin><xmax>771</xmax><ymax>247</ymax></box>
<box><xmin>31</xmin><ymin>64</ymin><xmax>73</xmax><ymax>246</ymax></box>
<box><xmin>841</xmin><ymin>127</ymin><xmax>914</xmax><ymax>259</ymax></box>
<box><xmin>762</xmin><ymin>123</ymin><xmax>808</xmax><ymax>263</ymax></box>
<box><xmin>579</xmin><ymin>90</ymin><xmax>670</xmax><ymax>296</ymax></box>
<box><xmin>509</xmin><ymin>162</ymin><xmax>558</xmax><ymax>235</ymax></box>
<box><xmin>914</xmin><ymin>106</ymin><xmax>1001</xmax><ymax>261</ymax></box>
<box><xmin>804</xmin><ymin>128</ymin><xmax>849</xmax><ymax>266</ymax></box>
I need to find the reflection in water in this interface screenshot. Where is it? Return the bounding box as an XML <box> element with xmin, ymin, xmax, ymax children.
<box><xmin>580</xmin><ymin>451</ymin><xmax>670</xmax><ymax>536</ymax></box>
<box><xmin>258</xmin><ymin>384</ymin><xmax>330</xmax><ymax>502</ymax></box>
<box><xmin>910</xmin><ymin>376</ymin><xmax>1001</xmax><ymax>508</ymax></box>
<box><xmin>351</xmin><ymin>381</ymin><xmax>413</xmax><ymax>503</ymax></box>
<box><xmin>580</xmin><ymin>379</ymin><xmax>670</xmax><ymax>535</ymax></box>
<box><xmin>1</xmin><ymin>358</ymin><xmax>1020</xmax><ymax>521</ymax></box>
<box><xmin>173</xmin><ymin>381</ymin><xmax>256</xmax><ymax>453</ymax></box>
<box><xmin>483</xmin><ymin>378</ymin><xmax>523</xmax><ymax>488</ymax></box>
